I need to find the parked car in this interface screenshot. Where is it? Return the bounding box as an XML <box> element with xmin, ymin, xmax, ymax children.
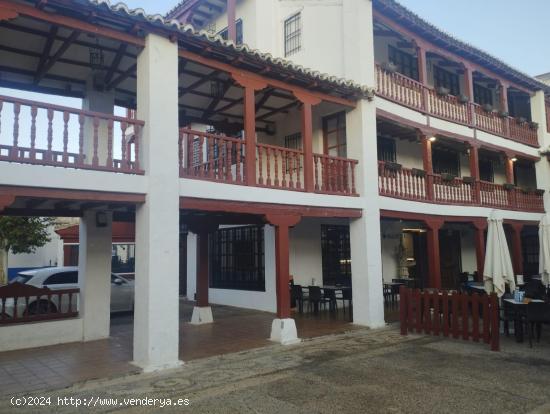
<box><xmin>4</xmin><ymin>266</ymin><xmax>134</xmax><ymax>317</ymax></box>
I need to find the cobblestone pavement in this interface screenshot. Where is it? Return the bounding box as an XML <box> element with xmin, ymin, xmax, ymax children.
<box><xmin>1</xmin><ymin>327</ymin><xmax>550</xmax><ymax>414</ymax></box>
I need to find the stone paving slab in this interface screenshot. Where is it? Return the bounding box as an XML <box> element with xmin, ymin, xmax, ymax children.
<box><xmin>1</xmin><ymin>327</ymin><xmax>549</xmax><ymax>414</ymax></box>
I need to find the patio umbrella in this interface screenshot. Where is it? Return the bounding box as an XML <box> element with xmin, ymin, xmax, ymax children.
<box><xmin>539</xmin><ymin>214</ymin><xmax>550</xmax><ymax>286</ymax></box>
<box><xmin>484</xmin><ymin>210</ymin><xmax>515</xmax><ymax>297</ymax></box>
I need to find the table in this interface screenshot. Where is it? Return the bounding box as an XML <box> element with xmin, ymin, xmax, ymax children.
<box><xmin>503</xmin><ymin>298</ymin><xmax>544</xmax><ymax>343</ymax></box>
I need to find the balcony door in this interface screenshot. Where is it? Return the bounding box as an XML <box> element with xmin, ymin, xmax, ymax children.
<box><xmin>323</xmin><ymin>112</ymin><xmax>347</xmax><ymax>158</ymax></box>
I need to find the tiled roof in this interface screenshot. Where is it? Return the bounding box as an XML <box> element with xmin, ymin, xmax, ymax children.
<box><xmin>374</xmin><ymin>0</ymin><xmax>550</xmax><ymax>93</ymax></box>
<box><xmin>165</xmin><ymin>0</ymin><xmax>193</xmax><ymax>20</ymax></box>
<box><xmin>86</xmin><ymin>0</ymin><xmax>374</xmax><ymax>99</ymax></box>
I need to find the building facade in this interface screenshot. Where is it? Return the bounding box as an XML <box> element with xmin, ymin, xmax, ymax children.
<box><xmin>0</xmin><ymin>0</ymin><xmax>549</xmax><ymax>373</ymax></box>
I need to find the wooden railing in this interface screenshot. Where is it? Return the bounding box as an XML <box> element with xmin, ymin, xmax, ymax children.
<box><xmin>314</xmin><ymin>154</ymin><xmax>358</xmax><ymax>195</ymax></box>
<box><xmin>375</xmin><ymin>65</ymin><xmax>539</xmax><ymax>147</ymax></box>
<box><xmin>179</xmin><ymin>128</ymin><xmax>246</xmax><ymax>183</ymax></box>
<box><xmin>377</xmin><ymin>162</ymin><xmax>427</xmax><ymax>201</ymax></box>
<box><xmin>399</xmin><ymin>287</ymin><xmax>500</xmax><ymax>351</ymax></box>
<box><xmin>0</xmin><ymin>94</ymin><xmax>144</xmax><ymax>174</ymax></box>
<box><xmin>377</xmin><ymin>161</ymin><xmax>544</xmax><ymax>212</ymax></box>
<box><xmin>257</xmin><ymin>143</ymin><xmax>304</xmax><ymax>191</ymax></box>
<box><xmin>0</xmin><ymin>282</ymin><xmax>79</xmax><ymax>325</ymax></box>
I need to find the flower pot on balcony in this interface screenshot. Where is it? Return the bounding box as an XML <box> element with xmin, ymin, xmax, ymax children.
<box><xmin>458</xmin><ymin>94</ymin><xmax>469</xmax><ymax>104</ymax></box>
<box><xmin>497</xmin><ymin>110</ymin><xmax>509</xmax><ymax>118</ymax></box>
<box><xmin>385</xmin><ymin>162</ymin><xmax>402</xmax><ymax>171</ymax></box>
<box><xmin>516</xmin><ymin>117</ymin><xmax>527</xmax><ymax>125</ymax></box>
<box><xmin>441</xmin><ymin>173</ymin><xmax>456</xmax><ymax>182</ymax></box>
<box><xmin>381</xmin><ymin>62</ymin><xmax>398</xmax><ymax>74</ymax></box>
<box><xmin>535</xmin><ymin>189</ymin><xmax>545</xmax><ymax>196</ymax></box>
<box><xmin>503</xmin><ymin>183</ymin><xmax>516</xmax><ymax>191</ymax></box>
<box><xmin>529</xmin><ymin>121</ymin><xmax>539</xmax><ymax>130</ymax></box>
<box><xmin>462</xmin><ymin>176</ymin><xmax>475</xmax><ymax>185</ymax></box>
<box><xmin>482</xmin><ymin>104</ymin><xmax>493</xmax><ymax>113</ymax></box>
<box><xmin>436</xmin><ymin>86</ymin><xmax>450</xmax><ymax>96</ymax></box>
<box><xmin>411</xmin><ymin>168</ymin><xmax>426</xmax><ymax>178</ymax></box>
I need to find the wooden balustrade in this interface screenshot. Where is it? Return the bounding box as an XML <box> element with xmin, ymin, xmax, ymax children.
<box><xmin>399</xmin><ymin>287</ymin><xmax>500</xmax><ymax>351</ymax></box>
<box><xmin>432</xmin><ymin>174</ymin><xmax>475</xmax><ymax>205</ymax></box>
<box><xmin>377</xmin><ymin>161</ymin><xmax>427</xmax><ymax>201</ymax></box>
<box><xmin>0</xmin><ymin>94</ymin><xmax>143</xmax><ymax>174</ymax></box>
<box><xmin>256</xmin><ymin>143</ymin><xmax>304</xmax><ymax>191</ymax></box>
<box><xmin>179</xmin><ymin>128</ymin><xmax>246</xmax><ymax>184</ymax></box>
<box><xmin>314</xmin><ymin>154</ymin><xmax>358</xmax><ymax>195</ymax></box>
<box><xmin>0</xmin><ymin>282</ymin><xmax>79</xmax><ymax>325</ymax></box>
<box><xmin>377</xmin><ymin>162</ymin><xmax>543</xmax><ymax>212</ymax></box>
<box><xmin>375</xmin><ymin>65</ymin><xmax>539</xmax><ymax>147</ymax></box>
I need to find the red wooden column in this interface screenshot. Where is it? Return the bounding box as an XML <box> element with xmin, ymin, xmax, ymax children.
<box><xmin>265</xmin><ymin>213</ymin><xmax>301</xmax><ymax>319</ymax></box>
<box><xmin>231</xmin><ymin>73</ymin><xmax>268</xmax><ymax>186</ymax></box>
<box><xmin>422</xmin><ymin>134</ymin><xmax>434</xmax><ymax>200</ymax></box>
<box><xmin>505</xmin><ymin>154</ymin><xmax>515</xmax><ymax>184</ymax></box>
<box><xmin>425</xmin><ymin>219</ymin><xmax>444</xmax><ymax>289</ymax></box>
<box><xmin>294</xmin><ymin>92</ymin><xmax>322</xmax><ymax>193</ymax></box>
<box><xmin>499</xmin><ymin>82</ymin><xmax>510</xmax><ymax>136</ymax></box>
<box><xmin>469</xmin><ymin>144</ymin><xmax>481</xmax><ymax>203</ymax></box>
<box><xmin>227</xmin><ymin>0</ymin><xmax>237</xmax><ymax>43</ymax></box>
<box><xmin>416</xmin><ymin>44</ymin><xmax>429</xmax><ymax>111</ymax></box>
<box><xmin>473</xmin><ymin>219</ymin><xmax>488</xmax><ymax>282</ymax></box>
<box><xmin>509</xmin><ymin>222</ymin><xmax>524</xmax><ymax>276</ymax></box>
<box><xmin>462</xmin><ymin>64</ymin><xmax>475</xmax><ymax>125</ymax></box>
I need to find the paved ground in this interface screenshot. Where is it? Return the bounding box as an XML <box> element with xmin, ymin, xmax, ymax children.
<box><xmin>1</xmin><ymin>326</ymin><xmax>550</xmax><ymax>414</ymax></box>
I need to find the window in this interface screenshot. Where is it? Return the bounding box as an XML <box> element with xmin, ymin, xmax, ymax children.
<box><xmin>210</xmin><ymin>226</ymin><xmax>265</xmax><ymax>291</ymax></box>
<box><xmin>432</xmin><ymin>147</ymin><xmax>460</xmax><ymax>177</ymax></box>
<box><xmin>388</xmin><ymin>45</ymin><xmax>418</xmax><ymax>80</ymax></box>
<box><xmin>44</xmin><ymin>271</ymin><xmax>78</xmax><ymax>285</ymax></box>
<box><xmin>218</xmin><ymin>19</ymin><xmax>243</xmax><ymax>45</ymax></box>
<box><xmin>479</xmin><ymin>158</ymin><xmax>494</xmax><ymax>182</ymax></box>
<box><xmin>474</xmin><ymin>84</ymin><xmax>493</xmax><ymax>107</ymax></box>
<box><xmin>434</xmin><ymin>66</ymin><xmax>460</xmax><ymax>96</ymax></box>
<box><xmin>284</xmin><ymin>13</ymin><xmax>301</xmax><ymax>57</ymax></box>
<box><xmin>112</xmin><ymin>244</ymin><xmax>135</xmax><ymax>274</ymax></box>
<box><xmin>321</xmin><ymin>225</ymin><xmax>351</xmax><ymax>286</ymax></box>
<box><xmin>323</xmin><ymin>112</ymin><xmax>347</xmax><ymax>157</ymax></box>
<box><xmin>377</xmin><ymin>137</ymin><xmax>396</xmax><ymax>163</ymax></box>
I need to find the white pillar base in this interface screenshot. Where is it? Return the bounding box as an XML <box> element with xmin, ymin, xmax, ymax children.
<box><xmin>190</xmin><ymin>306</ymin><xmax>213</xmax><ymax>325</ymax></box>
<box><xmin>132</xmin><ymin>359</ymin><xmax>184</xmax><ymax>373</ymax></box>
<box><xmin>270</xmin><ymin>318</ymin><xmax>300</xmax><ymax>345</ymax></box>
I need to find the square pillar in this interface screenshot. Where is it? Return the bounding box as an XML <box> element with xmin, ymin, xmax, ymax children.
<box><xmin>227</xmin><ymin>0</ymin><xmax>237</xmax><ymax>43</ymax></box>
<box><xmin>422</xmin><ymin>135</ymin><xmax>435</xmax><ymax>200</ymax></box>
<box><xmin>532</xmin><ymin>90</ymin><xmax>550</xmax><ymax>210</ymax></box>
<box><xmin>469</xmin><ymin>144</ymin><xmax>480</xmax><ymax>203</ymax></box>
<box><xmin>426</xmin><ymin>219</ymin><xmax>444</xmax><ymax>289</ymax></box>
<box><xmin>294</xmin><ymin>92</ymin><xmax>321</xmax><ymax>192</ymax></box>
<box><xmin>79</xmin><ymin>210</ymin><xmax>113</xmax><ymax>341</ymax></box>
<box><xmin>134</xmin><ymin>33</ymin><xmax>181</xmax><ymax>371</ymax></box>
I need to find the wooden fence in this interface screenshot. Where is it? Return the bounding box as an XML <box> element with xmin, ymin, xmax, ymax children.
<box><xmin>399</xmin><ymin>286</ymin><xmax>500</xmax><ymax>351</ymax></box>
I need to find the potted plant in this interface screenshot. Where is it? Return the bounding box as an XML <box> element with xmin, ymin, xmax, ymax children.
<box><xmin>436</xmin><ymin>86</ymin><xmax>450</xmax><ymax>96</ymax></box>
<box><xmin>382</xmin><ymin>61</ymin><xmax>398</xmax><ymax>74</ymax></box>
<box><xmin>411</xmin><ymin>168</ymin><xmax>426</xmax><ymax>178</ymax></box>
<box><xmin>458</xmin><ymin>94</ymin><xmax>469</xmax><ymax>104</ymax></box>
<box><xmin>482</xmin><ymin>104</ymin><xmax>493</xmax><ymax>113</ymax></box>
<box><xmin>529</xmin><ymin>121</ymin><xmax>539</xmax><ymax>130</ymax></box>
<box><xmin>462</xmin><ymin>176</ymin><xmax>475</xmax><ymax>185</ymax></box>
<box><xmin>441</xmin><ymin>173</ymin><xmax>456</xmax><ymax>182</ymax></box>
<box><xmin>503</xmin><ymin>183</ymin><xmax>516</xmax><ymax>191</ymax></box>
<box><xmin>497</xmin><ymin>110</ymin><xmax>509</xmax><ymax>118</ymax></box>
<box><xmin>535</xmin><ymin>189</ymin><xmax>545</xmax><ymax>196</ymax></box>
<box><xmin>516</xmin><ymin>117</ymin><xmax>527</xmax><ymax>125</ymax></box>
<box><xmin>385</xmin><ymin>162</ymin><xmax>402</xmax><ymax>171</ymax></box>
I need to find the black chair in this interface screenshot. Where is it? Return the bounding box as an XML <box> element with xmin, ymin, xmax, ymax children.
<box><xmin>383</xmin><ymin>284</ymin><xmax>392</xmax><ymax>304</ymax></box>
<box><xmin>524</xmin><ymin>280</ymin><xmax>547</xmax><ymax>300</ymax></box>
<box><xmin>291</xmin><ymin>284</ymin><xmax>306</xmax><ymax>314</ymax></box>
<box><xmin>500</xmin><ymin>293</ymin><xmax>514</xmax><ymax>337</ymax></box>
<box><xmin>524</xmin><ymin>302</ymin><xmax>550</xmax><ymax>347</ymax></box>
<box><xmin>339</xmin><ymin>288</ymin><xmax>353</xmax><ymax>319</ymax></box>
<box><xmin>307</xmin><ymin>286</ymin><xmax>330</xmax><ymax>314</ymax></box>
<box><xmin>323</xmin><ymin>289</ymin><xmax>338</xmax><ymax>314</ymax></box>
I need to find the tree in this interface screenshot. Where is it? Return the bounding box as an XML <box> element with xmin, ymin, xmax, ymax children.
<box><xmin>0</xmin><ymin>217</ymin><xmax>54</xmax><ymax>285</ymax></box>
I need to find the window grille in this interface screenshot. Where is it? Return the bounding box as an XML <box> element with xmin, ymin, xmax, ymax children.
<box><xmin>284</xmin><ymin>13</ymin><xmax>301</xmax><ymax>57</ymax></box>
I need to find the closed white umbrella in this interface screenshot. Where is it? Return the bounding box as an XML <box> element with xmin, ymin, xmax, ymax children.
<box><xmin>539</xmin><ymin>214</ymin><xmax>550</xmax><ymax>286</ymax></box>
<box><xmin>484</xmin><ymin>210</ymin><xmax>515</xmax><ymax>297</ymax></box>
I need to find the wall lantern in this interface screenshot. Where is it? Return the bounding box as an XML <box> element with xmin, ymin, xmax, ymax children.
<box><xmin>96</xmin><ymin>211</ymin><xmax>108</xmax><ymax>228</ymax></box>
<box><xmin>428</xmin><ymin>136</ymin><xmax>437</xmax><ymax>142</ymax></box>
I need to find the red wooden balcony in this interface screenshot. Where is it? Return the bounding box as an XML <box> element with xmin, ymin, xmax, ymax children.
<box><xmin>179</xmin><ymin>128</ymin><xmax>359</xmax><ymax>196</ymax></box>
<box><xmin>375</xmin><ymin>65</ymin><xmax>539</xmax><ymax>147</ymax></box>
<box><xmin>0</xmin><ymin>95</ymin><xmax>144</xmax><ymax>174</ymax></box>
<box><xmin>378</xmin><ymin>161</ymin><xmax>544</xmax><ymax>212</ymax></box>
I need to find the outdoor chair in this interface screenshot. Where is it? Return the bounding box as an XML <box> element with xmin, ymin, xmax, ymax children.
<box><xmin>307</xmin><ymin>286</ymin><xmax>331</xmax><ymax>314</ymax></box>
<box><xmin>323</xmin><ymin>289</ymin><xmax>338</xmax><ymax>314</ymax></box>
<box><xmin>500</xmin><ymin>293</ymin><xmax>515</xmax><ymax>337</ymax></box>
<box><xmin>524</xmin><ymin>301</ymin><xmax>550</xmax><ymax>347</ymax></box>
<box><xmin>524</xmin><ymin>280</ymin><xmax>547</xmax><ymax>301</ymax></box>
<box><xmin>291</xmin><ymin>284</ymin><xmax>306</xmax><ymax>314</ymax></box>
<box><xmin>339</xmin><ymin>288</ymin><xmax>353</xmax><ymax>319</ymax></box>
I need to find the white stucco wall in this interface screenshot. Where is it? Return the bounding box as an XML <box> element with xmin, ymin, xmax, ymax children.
<box><xmin>8</xmin><ymin>226</ymin><xmax>61</xmax><ymax>270</ymax></box>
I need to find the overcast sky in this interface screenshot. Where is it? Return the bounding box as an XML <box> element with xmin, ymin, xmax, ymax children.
<box><xmin>122</xmin><ymin>0</ymin><xmax>550</xmax><ymax>77</ymax></box>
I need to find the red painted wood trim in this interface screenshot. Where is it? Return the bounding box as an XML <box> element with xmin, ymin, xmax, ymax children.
<box><xmin>180</xmin><ymin>197</ymin><xmax>362</xmax><ymax>218</ymax></box>
<box><xmin>179</xmin><ymin>49</ymin><xmax>357</xmax><ymax>108</ymax></box>
<box><xmin>0</xmin><ymin>186</ymin><xmax>145</xmax><ymax>204</ymax></box>
<box><xmin>301</xmin><ymin>101</ymin><xmax>315</xmax><ymax>192</ymax></box>
<box><xmin>0</xmin><ymin>0</ymin><xmax>145</xmax><ymax>47</ymax></box>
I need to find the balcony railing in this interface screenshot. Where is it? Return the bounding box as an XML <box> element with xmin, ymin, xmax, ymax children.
<box><xmin>179</xmin><ymin>128</ymin><xmax>359</xmax><ymax>196</ymax></box>
<box><xmin>375</xmin><ymin>65</ymin><xmax>539</xmax><ymax>147</ymax></box>
<box><xmin>378</xmin><ymin>161</ymin><xmax>544</xmax><ymax>212</ymax></box>
<box><xmin>0</xmin><ymin>95</ymin><xmax>144</xmax><ymax>174</ymax></box>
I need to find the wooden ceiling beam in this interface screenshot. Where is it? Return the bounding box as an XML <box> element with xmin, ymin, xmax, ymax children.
<box><xmin>106</xmin><ymin>63</ymin><xmax>136</xmax><ymax>90</ymax></box>
<box><xmin>34</xmin><ymin>25</ymin><xmax>58</xmax><ymax>83</ymax></box>
<box><xmin>34</xmin><ymin>30</ymin><xmax>80</xmax><ymax>84</ymax></box>
<box><xmin>104</xmin><ymin>43</ymin><xmax>128</xmax><ymax>85</ymax></box>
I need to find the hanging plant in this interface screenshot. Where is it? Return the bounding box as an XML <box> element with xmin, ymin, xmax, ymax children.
<box><xmin>535</xmin><ymin>189</ymin><xmax>545</xmax><ymax>196</ymax></box>
<box><xmin>411</xmin><ymin>168</ymin><xmax>426</xmax><ymax>178</ymax></box>
<box><xmin>462</xmin><ymin>176</ymin><xmax>475</xmax><ymax>185</ymax></box>
<box><xmin>382</xmin><ymin>61</ymin><xmax>398</xmax><ymax>74</ymax></box>
<box><xmin>441</xmin><ymin>173</ymin><xmax>456</xmax><ymax>182</ymax></box>
<box><xmin>497</xmin><ymin>110</ymin><xmax>509</xmax><ymax>118</ymax></box>
<box><xmin>503</xmin><ymin>183</ymin><xmax>516</xmax><ymax>191</ymax></box>
<box><xmin>458</xmin><ymin>94</ymin><xmax>469</xmax><ymax>104</ymax></box>
<box><xmin>436</xmin><ymin>86</ymin><xmax>450</xmax><ymax>96</ymax></box>
<box><xmin>385</xmin><ymin>162</ymin><xmax>402</xmax><ymax>171</ymax></box>
<box><xmin>516</xmin><ymin>117</ymin><xmax>527</xmax><ymax>125</ymax></box>
<box><xmin>482</xmin><ymin>104</ymin><xmax>493</xmax><ymax>113</ymax></box>
<box><xmin>529</xmin><ymin>121</ymin><xmax>539</xmax><ymax>130</ymax></box>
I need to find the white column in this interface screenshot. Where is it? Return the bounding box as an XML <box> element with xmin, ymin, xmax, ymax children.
<box><xmin>79</xmin><ymin>210</ymin><xmax>113</xmax><ymax>341</ymax></box>
<box><xmin>134</xmin><ymin>33</ymin><xmax>181</xmax><ymax>371</ymax></box>
<box><xmin>532</xmin><ymin>91</ymin><xmax>550</xmax><ymax>212</ymax></box>
<box><xmin>186</xmin><ymin>232</ymin><xmax>197</xmax><ymax>300</ymax></box>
